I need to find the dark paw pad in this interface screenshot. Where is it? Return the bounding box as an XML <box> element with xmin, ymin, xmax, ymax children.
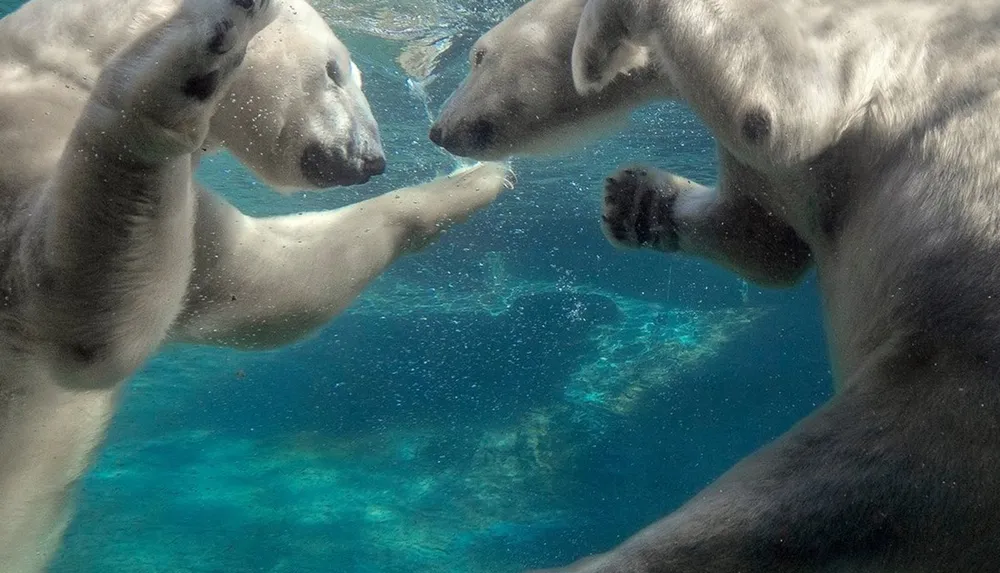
<box><xmin>602</xmin><ymin>167</ymin><xmax>678</xmax><ymax>251</ymax></box>
<box><xmin>68</xmin><ymin>342</ymin><xmax>106</xmax><ymax>365</ymax></box>
<box><xmin>207</xmin><ymin>19</ymin><xmax>236</xmax><ymax>54</ymax></box>
<box><xmin>583</xmin><ymin>56</ymin><xmax>604</xmax><ymax>85</ymax></box>
<box><xmin>231</xmin><ymin>0</ymin><xmax>268</xmax><ymax>16</ymax></box>
<box><xmin>183</xmin><ymin>70</ymin><xmax>220</xmax><ymax>101</ymax></box>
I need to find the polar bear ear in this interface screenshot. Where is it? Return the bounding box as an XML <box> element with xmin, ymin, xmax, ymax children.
<box><xmin>572</xmin><ymin>0</ymin><xmax>652</xmax><ymax>95</ymax></box>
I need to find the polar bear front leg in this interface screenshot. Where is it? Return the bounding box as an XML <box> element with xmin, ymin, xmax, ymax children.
<box><xmin>601</xmin><ymin>157</ymin><xmax>812</xmax><ymax>287</ymax></box>
<box><xmin>21</xmin><ymin>0</ymin><xmax>276</xmax><ymax>386</ymax></box>
<box><xmin>524</xmin><ymin>383</ymin><xmax>1000</xmax><ymax>573</ymax></box>
<box><xmin>171</xmin><ymin>162</ymin><xmax>514</xmax><ymax>350</ymax></box>
<box><xmin>0</xmin><ymin>3</ymin><xmax>277</xmax><ymax>571</ymax></box>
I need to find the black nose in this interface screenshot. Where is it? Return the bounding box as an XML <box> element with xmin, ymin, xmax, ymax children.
<box><xmin>364</xmin><ymin>154</ymin><xmax>386</xmax><ymax>176</ymax></box>
<box><xmin>301</xmin><ymin>142</ymin><xmax>383</xmax><ymax>188</ymax></box>
<box><xmin>429</xmin><ymin>124</ymin><xmax>443</xmax><ymax>146</ymax></box>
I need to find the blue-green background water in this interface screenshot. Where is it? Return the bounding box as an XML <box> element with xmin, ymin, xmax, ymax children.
<box><xmin>2</xmin><ymin>1</ymin><xmax>832</xmax><ymax>571</ymax></box>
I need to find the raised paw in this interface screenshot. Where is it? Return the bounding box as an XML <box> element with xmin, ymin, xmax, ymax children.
<box><xmin>177</xmin><ymin>0</ymin><xmax>277</xmax><ymax>101</ymax></box>
<box><xmin>91</xmin><ymin>0</ymin><xmax>281</xmax><ymax>158</ymax></box>
<box><xmin>601</xmin><ymin>166</ymin><xmax>680</xmax><ymax>252</ymax></box>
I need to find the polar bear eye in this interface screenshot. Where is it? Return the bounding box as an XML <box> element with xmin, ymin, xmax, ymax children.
<box><xmin>473</xmin><ymin>49</ymin><xmax>486</xmax><ymax>67</ymax></box>
<box><xmin>326</xmin><ymin>60</ymin><xmax>344</xmax><ymax>86</ymax></box>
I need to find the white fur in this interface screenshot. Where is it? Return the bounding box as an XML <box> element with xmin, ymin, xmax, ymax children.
<box><xmin>0</xmin><ymin>0</ymin><xmax>512</xmax><ymax>571</ymax></box>
<box><xmin>428</xmin><ymin>0</ymin><xmax>669</xmax><ymax>161</ymax></box>
<box><xmin>439</xmin><ymin>0</ymin><xmax>1000</xmax><ymax>571</ymax></box>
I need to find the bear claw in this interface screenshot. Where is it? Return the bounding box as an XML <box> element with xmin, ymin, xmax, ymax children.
<box><xmin>208</xmin><ymin>19</ymin><xmax>236</xmax><ymax>54</ymax></box>
<box><xmin>601</xmin><ymin>166</ymin><xmax>679</xmax><ymax>251</ymax></box>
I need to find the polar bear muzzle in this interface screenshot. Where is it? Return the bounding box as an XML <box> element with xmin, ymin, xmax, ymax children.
<box><xmin>428</xmin><ymin>116</ymin><xmax>498</xmax><ymax>158</ymax></box>
<box><xmin>300</xmin><ymin>138</ymin><xmax>386</xmax><ymax>188</ymax></box>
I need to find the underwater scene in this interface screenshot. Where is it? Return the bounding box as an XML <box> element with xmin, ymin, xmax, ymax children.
<box><xmin>2</xmin><ymin>0</ymin><xmax>833</xmax><ymax>571</ymax></box>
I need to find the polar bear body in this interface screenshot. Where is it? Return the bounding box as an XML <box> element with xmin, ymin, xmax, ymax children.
<box><xmin>434</xmin><ymin>0</ymin><xmax>1000</xmax><ymax>571</ymax></box>
<box><xmin>0</xmin><ymin>1</ymin><xmax>513</xmax><ymax>571</ymax></box>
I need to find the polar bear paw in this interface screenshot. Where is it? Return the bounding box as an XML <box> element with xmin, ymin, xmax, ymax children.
<box><xmin>95</xmin><ymin>0</ymin><xmax>280</xmax><ymax>156</ymax></box>
<box><xmin>601</xmin><ymin>166</ymin><xmax>680</xmax><ymax>252</ymax></box>
<box><xmin>175</xmin><ymin>0</ymin><xmax>276</xmax><ymax>102</ymax></box>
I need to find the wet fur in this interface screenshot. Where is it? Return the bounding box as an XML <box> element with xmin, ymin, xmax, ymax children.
<box><xmin>436</xmin><ymin>0</ymin><xmax>1000</xmax><ymax>571</ymax></box>
<box><xmin>0</xmin><ymin>1</ymin><xmax>512</xmax><ymax>571</ymax></box>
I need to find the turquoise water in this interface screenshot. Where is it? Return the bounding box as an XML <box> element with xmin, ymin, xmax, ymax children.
<box><xmin>2</xmin><ymin>1</ymin><xmax>833</xmax><ymax>571</ymax></box>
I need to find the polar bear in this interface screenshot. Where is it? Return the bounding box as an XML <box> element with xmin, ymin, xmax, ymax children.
<box><xmin>0</xmin><ymin>0</ymin><xmax>513</xmax><ymax>571</ymax></box>
<box><xmin>429</xmin><ymin>0</ymin><xmax>668</xmax><ymax>161</ymax></box>
<box><xmin>434</xmin><ymin>0</ymin><xmax>1000</xmax><ymax>571</ymax></box>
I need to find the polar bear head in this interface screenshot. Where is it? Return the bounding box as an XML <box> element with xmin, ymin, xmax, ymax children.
<box><xmin>207</xmin><ymin>0</ymin><xmax>385</xmax><ymax>190</ymax></box>
<box><xmin>428</xmin><ymin>0</ymin><xmax>663</xmax><ymax>161</ymax></box>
